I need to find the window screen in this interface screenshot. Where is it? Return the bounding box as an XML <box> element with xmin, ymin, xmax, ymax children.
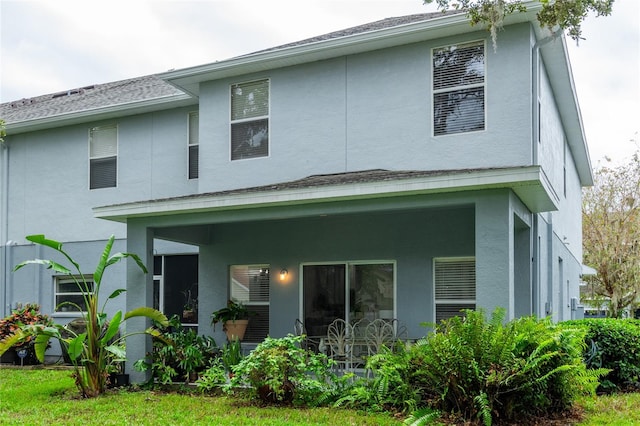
<box><xmin>230</xmin><ymin>264</ymin><xmax>270</xmax><ymax>342</ymax></box>
<box><xmin>89</xmin><ymin>125</ymin><xmax>117</xmax><ymax>189</ymax></box>
<box><xmin>434</xmin><ymin>257</ymin><xmax>476</xmax><ymax>322</ymax></box>
<box><xmin>188</xmin><ymin>112</ymin><xmax>199</xmax><ymax>179</ymax></box>
<box><xmin>230</xmin><ymin>80</ymin><xmax>269</xmax><ymax>160</ymax></box>
<box><xmin>433</xmin><ymin>41</ymin><xmax>485</xmax><ymax>136</ymax></box>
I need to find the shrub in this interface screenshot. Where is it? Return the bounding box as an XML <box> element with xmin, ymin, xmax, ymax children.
<box><xmin>135</xmin><ymin>316</ymin><xmax>219</xmax><ymax>384</ymax></box>
<box><xmin>0</xmin><ymin>304</ymin><xmax>53</xmax><ymax>364</ymax></box>
<box><xmin>334</xmin><ymin>343</ymin><xmax>419</xmax><ymax>414</ymax></box>
<box><xmin>408</xmin><ymin>309</ymin><xmax>606</xmax><ymax>425</ymax></box>
<box><xmin>564</xmin><ymin>318</ymin><xmax>640</xmax><ymax>392</ymax></box>
<box><xmin>227</xmin><ymin>334</ymin><xmax>335</xmax><ymax>405</ymax></box>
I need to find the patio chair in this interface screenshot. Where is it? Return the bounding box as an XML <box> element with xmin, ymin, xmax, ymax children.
<box><xmin>326</xmin><ymin>318</ymin><xmax>354</xmax><ymax>373</ymax></box>
<box><xmin>293</xmin><ymin>318</ymin><xmax>319</xmax><ymax>352</ymax></box>
<box><xmin>365</xmin><ymin>319</ymin><xmax>395</xmax><ymax>356</ymax></box>
<box><xmin>390</xmin><ymin>318</ymin><xmax>409</xmax><ymax>341</ymax></box>
<box><xmin>350</xmin><ymin>318</ymin><xmax>371</xmax><ymax>368</ymax></box>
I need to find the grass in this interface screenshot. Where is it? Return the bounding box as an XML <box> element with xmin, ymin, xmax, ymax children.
<box><xmin>2</xmin><ymin>368</ymin><xmax>640</xmax><ymax>425</ymax></box>
<box><xmin>578</xmin><ymin>392</ymin><xmax>640</xmax><ymax>426</ymax></box>
<box><xmin>0</xmin><ymin>368</ymin><xmax>399</xmax><ymax>425</ymax></box>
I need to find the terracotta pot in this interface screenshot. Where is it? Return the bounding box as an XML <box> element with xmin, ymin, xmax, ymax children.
<box><xmin>223</xmin><ymin>319</ymin><xmax>249</xmax><ymax>341</ymax></box>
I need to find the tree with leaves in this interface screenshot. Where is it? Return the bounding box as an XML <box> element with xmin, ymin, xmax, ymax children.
<box><xmin>425</xmin><ymin>0</ymin><xmax>614</xmax><ymax>49</ymax></box>
<box><xmin>582</xmin><ymin>151</ymin><xmax>640</xmax><ymax>318</ymax></box>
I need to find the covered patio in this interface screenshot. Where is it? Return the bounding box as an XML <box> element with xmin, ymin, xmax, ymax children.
<box><xmin>93</xmin><ymin>167</ymin><xmax>555</xmax><ymax>381</ymax></box>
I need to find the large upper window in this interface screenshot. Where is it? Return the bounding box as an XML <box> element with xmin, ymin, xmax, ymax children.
<box><xmin>230</xmin><ymin>264</ymin><xmax>270</xmax><ymax>342</ymax></box>
<box><xmin>55</xmin><ymin>276</ymin><xmax>94</xmax><ymax>313</ymax></box>
<box><xmin>432</xmin><ymin>41</ymin><xmax>485</xmax><ymax>136</ymax></box>
<box><xmin>188</xmin><ymin>112</ymin><xmax>199</xmax><ymax>179</ymax></box>
<box><xmin>434</xmin><ymin>257</ymin><xmax>476</xmax><ymax>322</ymax></box>
<box><xmin>89</xmin><ymin>125</ymin><xmax>117</xmax><ymax>189</ymax></box>
<box><xmin>230</xmin><ymin>79</ymin><xmax>269</xmax><ymax>160</ymax></box>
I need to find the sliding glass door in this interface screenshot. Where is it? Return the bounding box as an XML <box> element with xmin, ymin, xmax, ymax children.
<box><xmin>302</xmin><ymin>262</ymin><xmax>394</xmax><ymax>337</ymax></box>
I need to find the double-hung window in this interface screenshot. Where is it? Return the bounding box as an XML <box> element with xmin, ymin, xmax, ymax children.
<box><xmin>230</xmin><ymin>264</ymin><xmax>270</xmax><ymax>342</ymax></box>
<box><xmin>432</xmin><ymin>41</ymin><xmax>485</xmax><ymax>136</ymax></box>
<box><xmin>230</xmin><ymin>79</ymin><xmax>269</xmax><ymax>160</ymax></box>
<box><xmin>89</xmin><ymin>125</ymin><xmax>117</xmax><ymax>189</ymax></box>
<box><xmin>434</xmin><ymin>257</ymin><xmax>476</xmax><ymax>322</ymax></box>
<box><xmin>55</xmin><ymin>276</ymin><xmax>94</xmax><ymax>313</ymax></box>
<box><xmin>188</xmin><ymin>112</ymin><xmax>199</xmax><ymax>179</ymax></box>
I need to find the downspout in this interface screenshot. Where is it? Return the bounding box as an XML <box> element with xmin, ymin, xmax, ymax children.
<box><xmin>0</xmin><ymin>136</ymin><xmax>8</xmax><ymax>317</ymax></box>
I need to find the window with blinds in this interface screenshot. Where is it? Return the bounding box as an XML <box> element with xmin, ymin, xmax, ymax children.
<box><xmin>230</xmin><ymin>79</ymin><xmax>269</xmax><ymax>160</ymax></box>
<box><xmin>230</xmin><ymin>264</ymin><xmax>270</xmax><ymax>342</ymax></box>
<box><xmin>432</xmin><ymin>41</ymin><xmax>485</xmax><ymax>136</ymax></box>
<box><xmin>89</xmin><ymin>125</ymin><xmax>117</xmax><ymax>189</ymax></box>
<box><xmin>188</xmin><ymin>112</ymin><xmax>199</xmax><ymax>179</ymax></box>
<box><xmin>434</xmin><ymin>257</ymin><xmax>476</xmax><ymax>322</ymax></box>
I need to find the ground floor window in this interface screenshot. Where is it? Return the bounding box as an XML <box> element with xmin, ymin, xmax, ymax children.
<box><xmin>434</xmin><ymin>257</ymin><xmax>476</xmax><ymax>322</ymax></box>
<box><xmin>230</xmin><ymin>264</ymin><xmax>270</xmax><ymax>342</ymax></box>
<box><xmin>153</xmin><ymin>254</ymin><xmax>198</xmax><ymax>326</ymax></box>
<box><xmin>54</xmin><ymin>276</ymin><xmax>94</xmax><ymax>313</ymax></box>
<box><xmin>302</xmin><ymin>262</ymin><xmax>395</xmax><ymax>337</ymax></box>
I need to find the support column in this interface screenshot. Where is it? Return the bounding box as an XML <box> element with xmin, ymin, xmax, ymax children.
<box><xmin>475</xmin><ymin>192</ymin><xmax>514</xmax><ymax>320</ymax></box>
<box><xmin>125</xmin><ymin>221</ymin><xmax>154</xmax><ymax>383</ymax></box>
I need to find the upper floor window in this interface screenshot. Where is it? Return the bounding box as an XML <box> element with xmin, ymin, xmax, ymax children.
<box><xmin>89</xmin><ymin>125</ymin><xmax>117</xmax><ymax>189</ymax></box>
<box><xmin>230</xmin><ymin>79</ymin><xmax>269</xmax><ymax>160</ymax></box>
<box><xmin>432</xmin><ymin>41</ymin><xmax>485</xmax><ymax>136</ymax></box>
<box><xmin>188</xmin><ymin>112</ymin><xmax>199</xmax><ymax>179</ymax></box>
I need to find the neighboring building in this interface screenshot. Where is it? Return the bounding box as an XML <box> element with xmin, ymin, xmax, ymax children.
<box><xmin>1</xmin><ymin>3</ymin><xmax>592</xmax><ymax>376</ymax></box>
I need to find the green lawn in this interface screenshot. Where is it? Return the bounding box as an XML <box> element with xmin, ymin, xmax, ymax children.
<box><xmin>0</xmin><ymin>368</ymin><xmax>399</xmax><ymax>425</ymax></box>
<box><xmin>1</xmin><ymin>368</ymin><xmax>639</xmax><ymax>425</ymax></box>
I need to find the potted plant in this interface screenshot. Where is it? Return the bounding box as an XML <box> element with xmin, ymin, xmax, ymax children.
<box><xmin>182</xmin><ymin>288</ymin><xmax>197</xmax><ymax>323</ymax></box>
<box><xmin>210</xmin><ymin>300</ymin><xmax>253</xmax><ymax>342</ymax></box>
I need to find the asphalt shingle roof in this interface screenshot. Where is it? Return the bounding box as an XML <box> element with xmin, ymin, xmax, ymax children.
<box><xmin>1</xmin><ymin>10</ymin><xmax>460</xmax><ymax>125</ymax></box>
<box><xmin>0</xmin><ymin>74</ymin><xmax>182</xmax><ymax>124</ymax></box>
<box><xmin>102</xmin><ymin>167</ymin><xmax>502</xmax><ymax>209</ymax></box>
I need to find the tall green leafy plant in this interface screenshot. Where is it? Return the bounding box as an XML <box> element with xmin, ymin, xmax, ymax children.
<box><xmin>409</xmin><ymin>309</ymin><xmax>607</xmax><ymax>425</ymax></box>
<box><xmin>0</xmin><ymin>234</ymin><xmax>168</xmax><ymax>398</ymax></box>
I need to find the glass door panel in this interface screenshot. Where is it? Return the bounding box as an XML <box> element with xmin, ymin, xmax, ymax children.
<box><xmin>302</xmin><ymin>264</ymin><xmax>346</xmax><ymax>337</ymax></box>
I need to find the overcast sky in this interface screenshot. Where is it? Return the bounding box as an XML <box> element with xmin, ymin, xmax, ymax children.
<box><xmin>1</xmin><ymin>0</ymin><xmax>638</xmax><ymax>165</ymax></box>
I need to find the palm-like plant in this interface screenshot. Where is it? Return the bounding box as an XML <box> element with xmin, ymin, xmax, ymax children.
<box><xmin>0</xmin><ymin>234</ymin><xmax>168</xmax><ymax>397</ymax></box>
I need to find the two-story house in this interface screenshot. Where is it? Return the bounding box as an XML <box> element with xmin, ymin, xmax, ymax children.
<box><xmin>1</xmin><ymin>3</ymin><xmax>591</xmax><ymax>377</ymax></box>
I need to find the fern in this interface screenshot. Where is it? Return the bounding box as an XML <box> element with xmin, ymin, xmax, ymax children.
<box><xmin>404</xmin><ymin>407</ymin><xmax>441</xmax><ymax>426</ymax></box>
<box><xmin>474</xmin><ymin>391</ymin><xmax>492</xmax><ymax>426</ymax></box>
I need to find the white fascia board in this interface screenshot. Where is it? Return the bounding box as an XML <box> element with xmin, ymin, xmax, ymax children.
<box><xmin>5</xmin><ymin>93</ymin><xmax>196</xmax><ymax>135</ymax></box>
<box><xmin>94</xmin><ymin>166</ymin><xmax>558</xmax><ymax>223</ymax></box>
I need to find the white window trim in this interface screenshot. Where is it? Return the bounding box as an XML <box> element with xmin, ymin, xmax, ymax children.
<box><xmin>431</xmin><ymin>40</ymin><xmax>487</xmax><ymax>137</ymax></box>
<box><xmin>298</xmin><ymin>260</ymin><xmax>397</xmax><ymax>325</ymax></box>
<box><xmin>229</xmin><ymin>78</ymin><xmax>270</xmax><ymax>162</ymax></box>
<box><xmin>88</xmin><ymin>124</ymin><xmax>118</xmax><ymax>189</ymax></box>
<box><xmin>433</xmin><ymin>256</ymin><xmax>476</xmax><ymax>322</ymax></box>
